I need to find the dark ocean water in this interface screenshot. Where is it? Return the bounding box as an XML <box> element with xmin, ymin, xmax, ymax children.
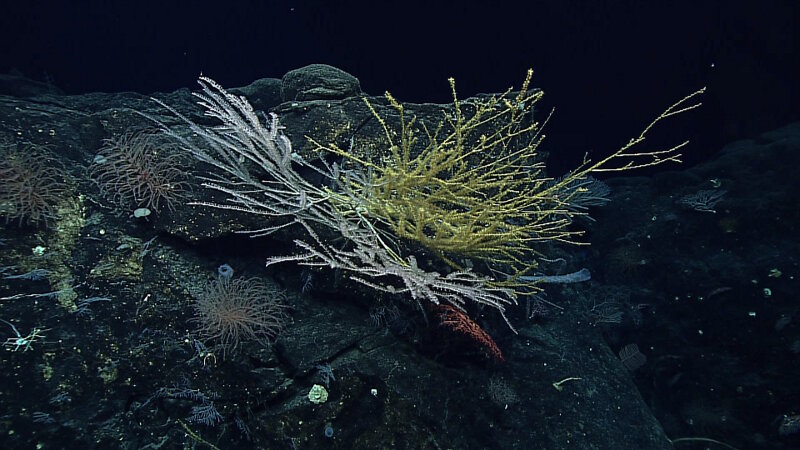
<box><xmin>0</xmin><ymin>2</ymin><xmax>797</xmax><ymax>449</ymax></box>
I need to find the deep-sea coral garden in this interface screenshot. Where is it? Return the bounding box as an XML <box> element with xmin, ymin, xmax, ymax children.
<box><xmin>0</xmin><ymin>71</ymin><xmax>703</xmax><ymax>447</ymax></box>
<box><xmin>0</xmin><ymin>71</ymin><xmax>702</xmax><ymax>366</ymax></box>
<box><xmin>153</xmin><ymin>73</ymin><xmax>700</xmax><ymax>330</ymax></box>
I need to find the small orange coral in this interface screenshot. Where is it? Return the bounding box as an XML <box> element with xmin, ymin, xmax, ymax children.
<box><xmin>433</xmin><ymin>304</ymin><xmax>504</xmax><ymax>362</ymax></box>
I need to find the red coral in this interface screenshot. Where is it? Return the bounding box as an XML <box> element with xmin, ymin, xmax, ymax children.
<box><xmin>433</xmin><ymin>304</ymin><xmax>504</xmax><ymax>362</ymax></box>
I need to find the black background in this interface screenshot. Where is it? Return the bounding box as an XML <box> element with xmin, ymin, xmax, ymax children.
<box><xmin>2</xmin><ymin>0</ymin><xmax>797</xmax><ymax>171</ymax></box>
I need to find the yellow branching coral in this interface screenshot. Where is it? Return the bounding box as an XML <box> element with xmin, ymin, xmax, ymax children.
<box><xmin>312</xmin><ymin>69</ymin><xmax>704</xmax><ymax>287</ymax></box>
